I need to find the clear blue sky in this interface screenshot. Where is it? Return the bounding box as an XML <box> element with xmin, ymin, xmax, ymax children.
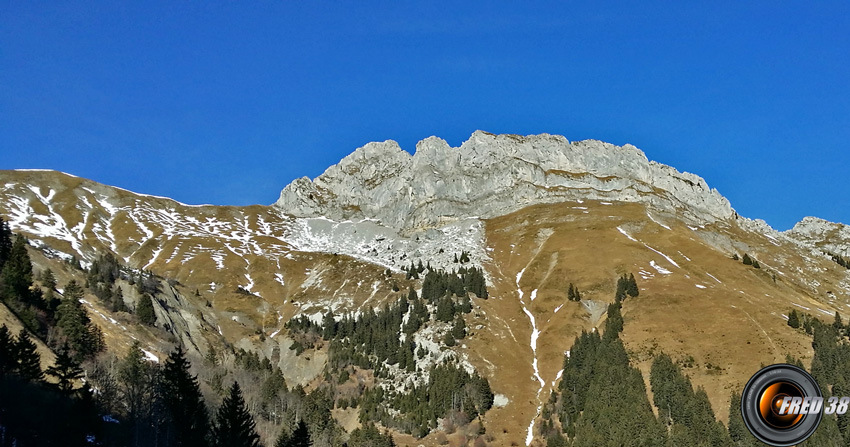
<box><xmin>2</xmin><ymin>2</ymin><xmax>848</xmax><ymax>230</ymax></box>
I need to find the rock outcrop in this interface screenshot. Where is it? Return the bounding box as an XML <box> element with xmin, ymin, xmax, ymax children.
<box><xmin>275</xmin><ymin>131</ymin><xmax>735</xmax><ymax>232</ymax></box>
<box><xmin>785</xmin><ymin>216</ymin><xmax>850</xmax><ymax>256</ymax></box>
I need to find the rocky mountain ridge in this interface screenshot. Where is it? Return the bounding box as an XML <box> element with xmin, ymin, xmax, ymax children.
<box><xmin>276</xmin><ymin>131</ymin><xmax>736</xmax><ymax>233</ymax></box>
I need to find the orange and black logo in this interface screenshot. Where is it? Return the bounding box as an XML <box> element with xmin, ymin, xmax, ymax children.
<box><xmin>741</xmin><ymin>364</ymin><xmax>823</xmax><ymax>446</ymax></box>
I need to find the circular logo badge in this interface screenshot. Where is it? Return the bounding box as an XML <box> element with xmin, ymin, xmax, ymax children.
<box><xmin>741</xmin><ymin>364</ymin><xmax>823</xmax><ymax>446</ymax></box>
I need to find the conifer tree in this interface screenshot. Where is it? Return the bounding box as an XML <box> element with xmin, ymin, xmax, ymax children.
<box><xmin>14</xmin><ymin>328</ymin><xmax>43</xmax><ymax>382</ymax></box>
<box><xmin>213</xmin><ymin>381</ymin><xmax>261</xmax><ymax>447</ymax></box>
<box><xmin>163</xmin><ymin>346</ymin><xmax>210</xmax><ymax>447</ymax></box>
<box><xmin>604</xmin><ymin>302</ymin><xmax>623</xmax><ymax>340</ymax></box>
<box><xmin>615</xmin><ymin>276</ymin><xmax>627</xmax><ymax>301</ymax></box>
<box><xmin>56</xmin><ymin>280</ymin><xmax>104</xmax><ymax>360</ymax></box>
<box><xmin>0</xmin><ymin>324</ymin><xmax>13</xmax><ymax>376</ymax></box>
<box><xmin>728</xmin><ymin>390</ymin><xmax>760</xmax><ymax>446</ymax></box>
<box><xmin>788</xmin><ymin>309</ymin><xmax>801</xmax><ymax>328</ymax></box>
<box><xmin>742</xmin><ymin>253</ymin><xmax>753</xmax><ymax>265</ymax></box>
<box><xmin>40</xmin><ymin>268</ymin><xmax>57</xmax><ymax>290</ymax></box>
<box><xmin>119</xmin><ymin>341</ymin><xmax>154</xmax><ymax>425</ymax></box>
<box><xmin>137</xmin><ymin>293</ymin><xmax>157</xmax><ymax>326</ymax></box>
<box><xmin>277</xmin><ymin>420</ymin><xmax>311</xmax><ymax>447</ymax></box>
<box><xmin>0</xmin><ymin>216</ymin><xmax>12</xmax><ymax>270</ymax></box>
<box><xmin>452</xmin><ymin>316</ymin><xmax>466</xmax><ymax>340</ymax></box>
<box><xmin>627</xmin><ymin>273</ymin><xmax>639</xmax><ymax>297</ymax></box>
<box><xmin>443</xmin><ymin>330</ymin><xmax>456</xmax><ymax>347</ymax></box>
<box><xmin>46</xmin><ymin>344</ymin><xmax>84</xmax><ymax>393</ymax></box>
<box><xmin>1</xmin><ymin>235</ymin><xmax>34</xmax><ymax>304</ymax></box>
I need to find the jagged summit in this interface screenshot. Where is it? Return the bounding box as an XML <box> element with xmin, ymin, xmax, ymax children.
<box><xmin>784</xmin><ymin>216</ymin><xmax>850</xmax><ymax>256</ymax></box>
<box><xmin>275</xmin><ymin>131</ymin><xmax>735</xmax><ymax>232</ymax></box>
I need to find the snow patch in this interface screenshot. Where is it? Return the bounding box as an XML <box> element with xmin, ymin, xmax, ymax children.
<box><xmin>650</xmin><ymin>261</ymin><xmax>673</xmax><ymax>275</ymax></box>
<box><xmin>142</xmin><ymin>349</ymin><xmax>159</xmax><ymax>363</ymax></box>
<box><xmin>647</xmin><ymin>212</ymin><xmax>671</xmax><ymax>230</ymax></box>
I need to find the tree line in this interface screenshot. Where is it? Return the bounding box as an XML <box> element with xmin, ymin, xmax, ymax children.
<box><xmin>541</xmin><ymin>273</ymin><xmax>752</xmax><ymax>446</ymax></box>
<box><xmin>285</xmin><ymin>269</ymin><xmax>492</xmax><ymax>439</ymax></box>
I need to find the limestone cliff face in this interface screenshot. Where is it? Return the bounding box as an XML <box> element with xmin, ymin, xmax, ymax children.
<box><xmin>275</xmin><ymin>131</ymin><xmax>735</xmax><ymax>232</ymax></box>
<box><xmin>784</xmin><ymin>216</ymin><xmax>850</xmax><ymax>256</ymax></box>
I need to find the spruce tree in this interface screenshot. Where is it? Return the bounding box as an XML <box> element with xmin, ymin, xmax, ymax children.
<box><xmin>0</xmin><ymin>216</ymin><xmax>12</xmax><ymax>270</ymax></box>
<box><xmin>742</xmin><ymin>253</ymin><xmax>753</xmax><ymax>265</ymax></box>
<box><xmin>452</xmin><ymin>316</ymin><xmax>466</xmax><ymax>340</ymax></box>
<box><xmin>627</xmin><ymin>273</ymin><xmax>639</xmax><ymax>297</ymax></box>
<box><xmin>728</xmin><ymin>390</ymin><xmax>759</xmax><ymax>446</ymax></box>
<box><xmin>615</xmin><ymin>276</ymin><xmax>627</xmax><ymax>301</ymax></box>
<box><xmin>119</xmin><ymin>341</ymin><xmax>153</xmax><ymax>423</ymax></box>
<box><xmin>443</xmin><ymin>330</ymin><xmax>456</xmax><ymax>347</ymax></box>
<box><xmin>213</xmin><ymin>381</ymin><xmax>261</xmax><ymax>447</ymax></box>
<box><xmin>1</xmin><ymin>235</ymin><xmax>34</xmax><ymax>304</ymax></box>
<box><xmin>0</xmin><ymin>323</ymin><xmax>15</xmax><ymax>376</ymax></box>
<box><xmin>137</xmin><ymin>294</ymin><xmax>157</xmax><ymax>326</ymax></box>
<box><xmin>163</xmin><ymin>346</ymin><xmax>210</xmax><ymax>447</ymax></box>
<box><xmin>56</xmin><ymin>280</ymin><xmax>103</xmax><ymax>360</ymax></box>
<box><xmin>788</xmin><ymin>309</ymin><xmax>800</xmax><ymax>328</ymax></box>
<box><xmin>40</xmin><ymin>268</ymin><xmax>57</xmax><ymax>290</ymax></box>
<box><xmin>278</xmin><ymin>420</ymin><xmax>311</xmax><ymax>447</ymax></box>
<box><xmin>46</xmin><ymin>344</ymin><xmax>84</xmax><ymax>392</ymax></box>
<box><xmin>14</xmin><ymin>328</ymin><xmax>43</xmax><ymax>382</ymax></box>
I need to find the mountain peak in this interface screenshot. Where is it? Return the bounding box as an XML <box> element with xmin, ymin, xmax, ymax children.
<box><xmin>274</xmin><ymin>131</ymin><xmax>734</xmax><ymax>232</ymax></box>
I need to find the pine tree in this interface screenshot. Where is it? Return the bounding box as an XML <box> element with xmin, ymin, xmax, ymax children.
<box><xmin>452</xmin><ymin>316</ymin><xmax>466</xmax><ymax>340</ymax></box>
<box><xmin>1</xmin><ymin>235</ymin><xmax>34</xmax><ymax>304</ymax></box>
<box><xmin>321</xmin><ymin>310</ymin><xmax>336</xmax><ymax>340</ymax></box>
<box><xmin>728</xmin><ymin>390</ymin><xmax>759</xmax><ymax>446</ymax></box>
<box><xmin>163</xmin><ymin>346</ymin><xmax>210</xmax><ymax>447</ymax></box>
<box><xmin>627</xmin><ymin>273</ymin><xmax>639</xmax><ymax>297</ymax></box>
<box><xmin>742</xmin><ymin>253</ymin><xmax>753</xmax><ymax>265</ymax></box>
<box><xmin>0</xmin><ymin>323</ymin><xmax>15</xmax><ymax>376</ymax></box>
<box><xmin>277</xmin><ymin>420</ymin><xmax>311</xmax><ymax>447</ymax></box>
<box><xmin>56</xmin><ymin>280</ymin><xmax>103</xmax><ymax>360</ymax></box>
<box><xmin>788</xmin><ymin>309</ymin><xmax>801</xmax><ymax>328</ymax></box>
<box><xmin>14</xmin><ymin>328</ymin><xmax>43</xmax><ymax>382</ymax></box>
<box><xmin>40</xmin><ymin>268</ymin><xmax>57</xmax><ymax>290</ymax></box>
<box><xmin>752</xmin><ymin>259</ymin><xmax>760</xmax><ymax>269</ymax></box>
<box><xmin>0</xmin><ymin>216</ymin><xmax>12</xmax><ymax>270</ymax></box>
<box><xmin>119</xmin><ymin>341</ymin><xmax>153</xmax><ymax>424</ymax></box>
<box><xmin>46</xmin><ymin>344</ymin><xmax>84</xmax><ymax>392</ymax></box>
<box><xmin>443</xmin><ymin>330</ymin><xmax>456</xmax><ymax>347</ymax></box>
<box><xmin>834</xmin><ymin>311</ymin><xmax>844</xmax><ymax>331</ymax></box>
<box><xmin>615</xmin><ymin>276</ymin><xmax>627</xmax><ymax>301</ymax></box>
<box><xmin>603</xmin><ymin>302</ymin><xmax>623</xmax><ymax>340</ymax></box>
<box><xmin>213</xmin><ymin>381</ymin><xmax>261</xmax><ymax>447</ymax></box>
<box><xmin>137</xmin><ymin>293</ymin><xmax>157</xmax><ymax>325</ymax></box>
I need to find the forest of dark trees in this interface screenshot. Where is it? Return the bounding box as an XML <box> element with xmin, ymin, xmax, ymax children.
<box><xmin>286</xmin><ymin>266</ymin><xmax>493</xmax><ymax>438</ymax></box>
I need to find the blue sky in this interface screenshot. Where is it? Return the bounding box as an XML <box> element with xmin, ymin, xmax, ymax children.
<box><xmin>2</xmin><ymin>2</ymin><xmax>848</xmax><ymax>230</ymax></box>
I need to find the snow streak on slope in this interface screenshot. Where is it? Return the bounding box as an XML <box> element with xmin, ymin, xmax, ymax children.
<box><xmin>285</xmin><ymin>216</ymin><xmax>489</xmax><ymax>272</ymax></box>
<box><xmin>516</xmin><ymin>268</ymin><xmax>546</xmax><ymax>446</ymax></box>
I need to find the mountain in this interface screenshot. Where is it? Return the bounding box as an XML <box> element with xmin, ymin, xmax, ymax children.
<box><xmin>1</xmin><ymin>131</ymin><xmax>849</xmax><ymax>446</ymax></box>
